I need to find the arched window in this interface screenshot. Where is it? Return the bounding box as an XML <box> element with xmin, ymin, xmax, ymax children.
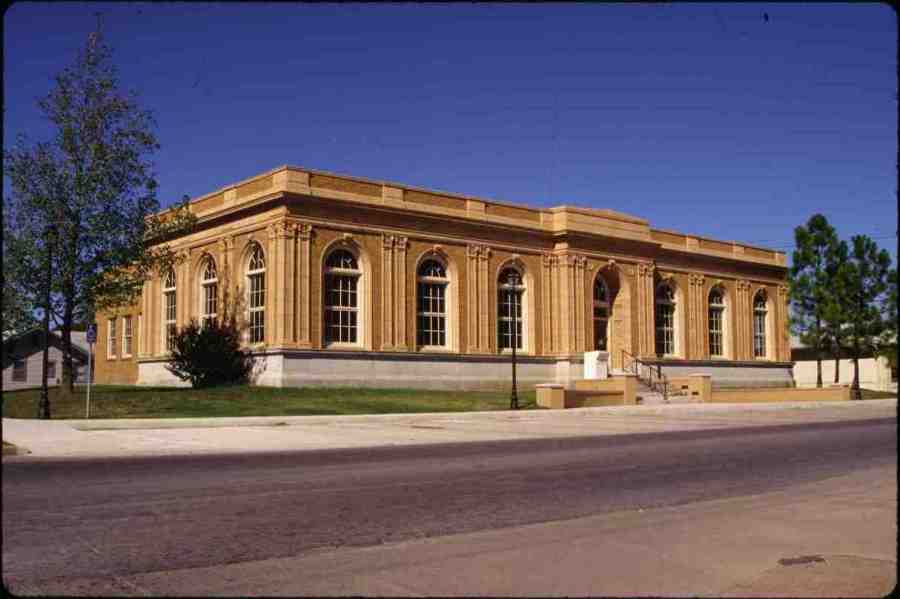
<box><xmin>200</xmin><ymin>257</ymin><xmax>218</xmax><ymax>327</ymax></box>
<box><xmin>324</xmin><ymin>249</ymin><xmax>360</xmax><ymax>344</ymax></box>
<box><xmin>163</xmin><ymin>268</ymin><xmax>177</xmax><ymax>351</ymax></box>
<box><xmin>708</xmin><ymin>289</ymin><xmax>726</xmax><ymax>357</ymax></box>
<box><xmin>246</xmin><ymin>244</ymin><xmax>266</xmax><ymax>344</ymax></box>
<box><xmin>417</xmin><ymin>259</ymin><xmax>448</xmax><ymax>348</ymax></box>
<box><xmin>498</xmin><ymin>267</ymin><xmax>524</xmax><ymax>351</ymax></box>
<box><xmin>655</xmin><ymin>283</ymin><xmax>676</xmax><ymax>356</ymax></box>
<box><xmin>593</xmin><ymin>277</ymin><xmax>611</xmax><ymax>351</ymax></box>
<box><xmin>753</xmin><ymin>291</ymin><xmax>768</xmax><ymax>358</ymax></box>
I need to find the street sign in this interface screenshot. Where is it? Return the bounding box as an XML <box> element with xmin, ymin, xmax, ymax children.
<box><xmin>86</xmin><ymin>324</ymin><xmax>96</xmax><ymax>419</ymax></box>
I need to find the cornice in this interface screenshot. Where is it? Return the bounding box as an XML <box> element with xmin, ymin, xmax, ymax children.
<box><xmin>160</xmin><ymin>164</ymin><xmax>787</xmax><ymax>273</ymax></box>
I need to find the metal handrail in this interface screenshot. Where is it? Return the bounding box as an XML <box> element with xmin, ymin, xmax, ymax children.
<box><xmin>621</xmin><ymin>350</ymin><xmax>669</xmax><ymax>401</ymax></box>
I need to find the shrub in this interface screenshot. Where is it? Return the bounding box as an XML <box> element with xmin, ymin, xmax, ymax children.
<box><xmin>165</xmin><ymin>318</ymin><xmax>253</xmax><ymax>388</ymax></box>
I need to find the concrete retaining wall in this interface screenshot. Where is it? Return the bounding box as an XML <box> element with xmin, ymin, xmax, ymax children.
<box><xmin>709</xmin><ymin>386</ymin><xmax>851</xmax><ymax>403</ymax></box>
<box><xmin>656</xmin><ymin>363</ymin><xmax>794</xmax><ymax>389</ymax></box>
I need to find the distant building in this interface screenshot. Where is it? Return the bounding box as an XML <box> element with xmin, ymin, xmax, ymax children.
<box><xmin>2</xmin><ymin>329</ymin><xmax>91</xmax><ymax>391</ymax></box>
<box><xmin>94</xmin><ymin>165</ymin><xmax>793</xmax><ymax>390</ymax></box>
<box><xmin>791</xmin><ymin>336</ymin><xmax>897</xmax><ymax>392</ymax></box>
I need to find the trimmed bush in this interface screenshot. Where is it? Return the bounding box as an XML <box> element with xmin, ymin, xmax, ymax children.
<box><xmin>166</xmin><ymin>318</ymin><xmax>253</xmax><ymax>388</ymax></box>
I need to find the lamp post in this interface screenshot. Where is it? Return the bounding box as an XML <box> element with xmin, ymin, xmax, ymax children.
<box><xmin>508</xmin><ymin>270</ymin><xmax>519</xmax><ymax>410</ymax></box>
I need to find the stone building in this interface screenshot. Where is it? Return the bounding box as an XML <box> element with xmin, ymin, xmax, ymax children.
<box><xmin>94</xmin><ymin>165</ymin><xmax>793</xmax><ymax>390</ymax></box>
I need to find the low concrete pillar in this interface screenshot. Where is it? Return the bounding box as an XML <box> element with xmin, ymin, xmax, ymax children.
<box><xmin>690</xmin><ymin>373</ymin><xmax>712</xmax><ymax>402</ymax></box>
<box><xmin>617</xmin><ymin>373</ymin><xmax>638</xmax><ymax>405</ymax></box>
<box><xmin>536</xmin><ymin>383</ymin><xmax>566</xmax><ymax>409</ymax></box>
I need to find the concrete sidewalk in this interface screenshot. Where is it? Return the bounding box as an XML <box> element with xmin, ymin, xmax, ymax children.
<box><xmin>2</xmin><ymin>399</ymin><xmax>896</xmax><ymax>460</ymax></box>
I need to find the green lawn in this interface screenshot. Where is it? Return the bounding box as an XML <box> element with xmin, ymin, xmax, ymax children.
<box><xmin>1</xmin><ymin>385</ymin><xmax>537</xmax><ymax>420</ymax></box>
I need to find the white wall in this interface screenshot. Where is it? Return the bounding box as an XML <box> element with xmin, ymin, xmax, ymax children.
<box><xmin>793</xmin><ymin>356</ymin><xmax>895</xmax><ymax>392</ymax></box>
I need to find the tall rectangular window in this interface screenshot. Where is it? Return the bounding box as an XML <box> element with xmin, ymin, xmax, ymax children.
<box><xmin>324</xmin><ymin>273</ymin><xmax>358</xmax><ymax>343</ymax></box>
<box><xmin>248</xmin><ymin>271</ymin><xmax>265</xmax><ymax>343</ymax></box>
<box><xmin>108</xmin><ymin>318</ymin><xmax>118</xmax><ymax>358</ymax></box>
<box><xmin>708</xmin><ymin>290</ymin><xmax>725</xmax><ymax>358</ymax></box>
<box><xmin>416</xmin><ymin>260</ymin><xmax>448</xmax><ymax>348</ymax></box>
<box><xmin>164</xmin><ymin>291</ymin><xmax>177</xmax><ymax>351</ymax></box>
<box><xmin>123</xmin><ymin>316</ymin><xmax>133</xmax><ymax>357</ymax></box>
<box><xmin>655</xmin><ymin>304</ymin><xmax>674</xmax><ymax>355</ymax></box>
<box><xmin>498</xmin><ymin>268</ymin><xmax>524</xmax><ymax>351</ymax></box>
<box><xmin>753</xmin><ymin>293</ymin><xmax>768</xmax><ymax>358</ymax></box>
<box><xmin>12</xmin><ymin>359</ymin><xmax>26</xmax><ymax>382</ymax></box>
<box><xmin>47</xmin><ymin>360</ymin><xmax>56</xmax><ymax>380</ymax></box>
<box><xmin>163</xmin><ymin>268</ymin><xmax>177</xmax><ymax>352</ymax></box>
<box><xmin>708</xmin><ymin>308</ymin><xmax>723</xmax><ymax>356</ymax></box>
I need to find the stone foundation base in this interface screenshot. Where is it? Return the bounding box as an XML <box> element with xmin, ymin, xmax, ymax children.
<box><xmin>136</xmin><ymin>353</ymin><xmax>796</xmax><ymax>392</ymax></box>
<box><xmin>139</xmin><ymin>351</ymin><xmax>559</xmax><ymax>391</ymax></box>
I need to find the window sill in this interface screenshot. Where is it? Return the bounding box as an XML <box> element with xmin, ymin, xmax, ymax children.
<box><xmin>325</xmin><ymin>343</ymin><xmax>364</xmax><ymax>351</ymax></box>
<box><xmin>499</xmin><ymin>349</ymin><xmax>531</xmax><ymax>356</ymax></box>
<box><xmin>418</xmin><ymin>346</ymin><xmax>453</xmax><ymax>353</ymax></box>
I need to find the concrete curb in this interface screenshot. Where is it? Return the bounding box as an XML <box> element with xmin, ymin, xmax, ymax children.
<box><xmin>29</xmin><ymin>397</ymin><xmax>899</xmax><ymax>432</ymax></box>
<box><xmin>2</xmin><ymin>442</ymin><xmax>31</xmax><ymax>456</ymax></box>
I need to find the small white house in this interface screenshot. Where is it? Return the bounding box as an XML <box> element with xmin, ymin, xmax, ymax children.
<box><xmin>2</xmin><ymin>329</ymin><xmax>91</xmax><ymax>392</ymax></box>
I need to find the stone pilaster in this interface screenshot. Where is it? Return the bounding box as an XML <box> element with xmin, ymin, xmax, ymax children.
<box><xmin>541</xmin><ymin>253</ymin><xmax>553</xmax><ymax>355</ymax></box>
<box><xmin>297</xmin><ymin>224</ymin><xmax>313</xmax><ymax>348</ymax></box>
<box><xmin>176</xmin><ymin>249</ymin><xmax>190</xmax><ymax>331</ymax></box>
<box><xmin>138</xmin><ymin>280</ymin><xmax>149</xmax><ymax>357</ymax></box>
<box><xmin>218</xmin><ymin>236</ymin><xmax>234</xmax><ymax>320</ymax></box>
<box><xmin>478</xmin><ymin>246</ymin><xmax>492</xmax><ymax>352</ymax></box>
<box><xmin>466</xmin><ymin>245</ymin><xmax>480</xmax><ymax>353</ymax></box>
<box><xmin>635</xmin><ymin>262</ymin><xmax>656</xmax><ymax>358</ymax></box>
<box><xmin>574</xmin><ymin>255</ymin><xmax>587</xmax><ymax>352</ymax></box>
<box><xmin>777</xmin><ymin>284</ymin><xmax>789</xmax><ymax>361</ymax></box>
<box><xmin>265</xmin><ymin>224</ymin><xmax>278</xmax><ymax>346</ymax></box>
<box><xmin>274</xmin><ymin>220</ymin><xmax>298</xmax><ymax>346</ymax></box>
<box><xmin>688</xmin><ymin>273</ymin><xmax>706</xmax><ymax>359</ymax></box>
<box><xmin>394</xmin><ymin>236</ymin><xmax>408</xmax><ymax>350</ymax></box>
<box><xmin>381</xmin><ymin>234</ymin><xmax>396</xmax><ymax>350</ymax></box>
<box><xmin>735</xmin><ymin>280</ymin><xmax>752</xmax><ymax>360</ymax></box>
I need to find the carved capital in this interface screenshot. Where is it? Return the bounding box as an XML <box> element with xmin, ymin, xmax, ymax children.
<box><xmin>541</xmin><ymin>252</ymin><xmax>553</xmax><ymax>267</ymax></box>
<box><xmin>266</xmin><ymin>223</ymin><xmax>278</xmax><ymax>240</ymax></box>
<box><xmin>777</xmin><ymin>284</ymin><xmax>789</xmax><ymax>297</ymax></box>
<box><xmin>297</xmin><ymin>223</ymin><xmax>313</xmax><ymax>240</ymax></box>
<box><xmin>382</xmin><ymin>234</ymin><xmax>395</xmax><ymax>249</ymax></box>
<box><xmin>274</xmin><ymin>220</ymin><xmax>297</xmax><ymax>239</ymax></box>
<box><xmin>467</xmin><ymin>245</ymin><xmax>481</xmax><ymax>259</ymax></box>
<box><xmin>395</xmin><ymin>236</ymin><xmax>409</xmax><ymax>251</ymax></box>
<box><xmin>637</xmin><ymin>262</ymin><xmax>655</xmax><ymax>278</ymax></box>
<box><xmin>478</xmin><ymin>246</ymin><xmax>491</xmax><ymax>261</ymax></box>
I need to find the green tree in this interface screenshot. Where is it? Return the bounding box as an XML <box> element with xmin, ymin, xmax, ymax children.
<box><xmin>3</xmin><ymin>27</ymin><xmax>194</xmax><ymax>402</ymax></box>
<box><xmin>166</xmin><ymin>318</ymin><xmax>254</xmax><ymax>388</ymax></box>
<box><xmin>2</xmin><ymin>222</ymin><xmax>39</xmax><ymax>337</ymax></box>
<box><xmin>875</xmin><ymin>268</ymin><xmax>897</xmax><ymax>372</ymax></box>
<box><xmin>790</xmin><ymin>214</ymin><xmax>843</xmax><ymax>387</ymax></box>
<box><xmin>820</xmin><ymin>238</ymin><xmax>850</xmax><ymax>383</ymax></box>
<box><xmin>836</xmin><ymin>235</ymin><xmax>892</xmax><ymax>399</ymax></box>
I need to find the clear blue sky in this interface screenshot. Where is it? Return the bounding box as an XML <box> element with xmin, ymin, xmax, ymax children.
<box><xmin>4</xmin><ymin>2</ymin><xmax>897</xmax><ymax>262</ymax></box>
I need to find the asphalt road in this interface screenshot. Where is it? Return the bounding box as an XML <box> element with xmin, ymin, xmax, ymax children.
<box><xmin>2</xmin><ymin>418</ymin><xmax>896</xmax><ymax>594</ymax></box>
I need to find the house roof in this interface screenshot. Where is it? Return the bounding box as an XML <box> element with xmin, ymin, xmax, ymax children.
<box><xmin>2</xmin><ymin>328</ymin><xmax>91</xmax><ymax>360</ymax></box>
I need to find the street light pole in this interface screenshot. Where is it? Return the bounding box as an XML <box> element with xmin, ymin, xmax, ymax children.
<box><xmin>509</xmin><ymin>272</ymin><xmax>519</xmax><ymax>410</ymax></box>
